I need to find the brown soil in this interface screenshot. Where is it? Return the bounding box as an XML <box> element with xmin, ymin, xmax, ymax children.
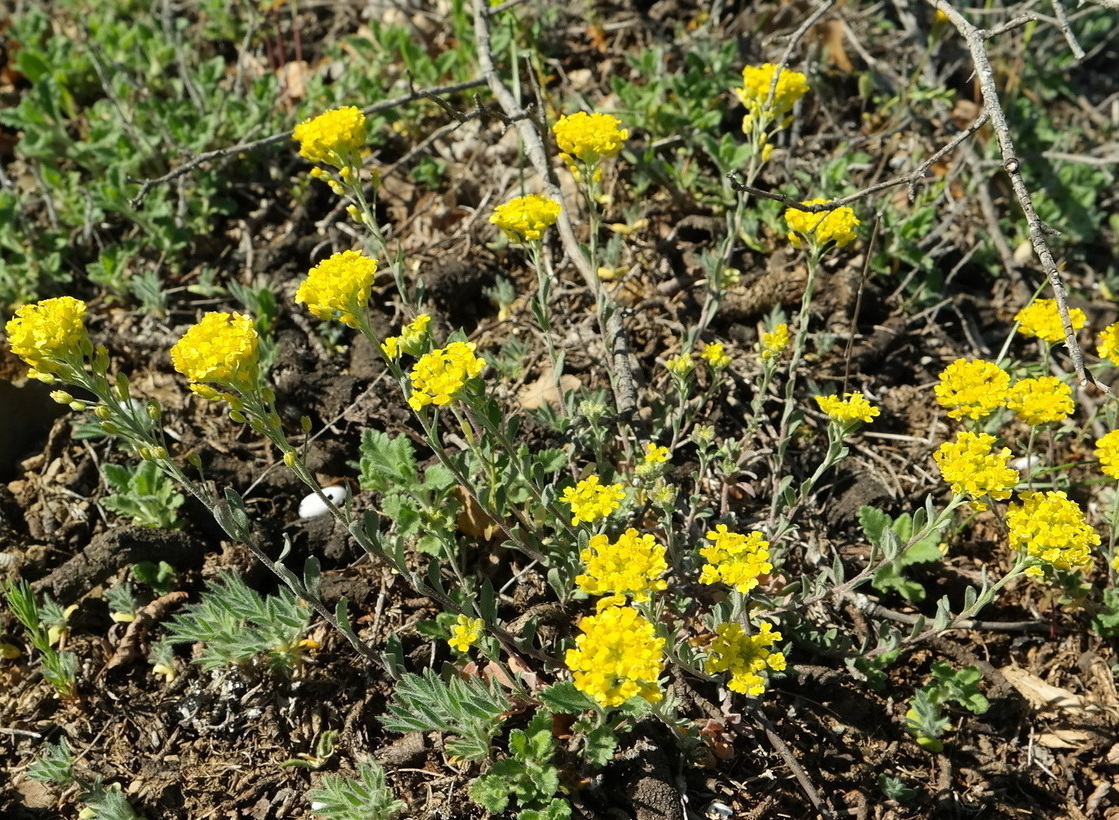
<box><xmin>3</xmin><ymin>1</ymin><xmax>1119</xmax><ymax>819</ymax></box>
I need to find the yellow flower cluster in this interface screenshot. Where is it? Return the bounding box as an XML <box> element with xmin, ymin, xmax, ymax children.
<box><xmin>736</xmin><ymin>63</ymin><xmax>809</xmax><ymax>126</ymax></box>
<box><xmin>1015</xmin><ymin>299</ymin><xmax>1086</xmax><ymax>344</ymax></box>
<box><xmin>447</xmin><ymin>614</ymin><xmax>483</xmax><ymax>653</ymax></box>
<box><xmin>934</xmin><ymin>359</ymin><xmax>1010</xmax><ymax>420</ymax></box>
<box><xmin>761</xmin><ymin>323</ymin><xmax>790</xmax><ymax>359</ymax></box>
<box><xmin>665</xmin><ymin>353</ymin><xmax>694</xmax><ymax>376</ymax></box>
<box><xmin>170</xmin><ymin>312</ymin><xmax>259</xmax><ymax>388</ymax></box>
<box><xmin>576</xmin><ymin>528</ymin><xmax>668</xmax><ymax>602</ymax></box>
<box><xmin>1006</xmin><ymin>376</ymin><xmax>1073</xmax><ymax>426</ymax></box>
<box><xmin>5</xmin><ymin>296</ymin><xmax>92</xmax><ymax>381</ymax></box>
<box><xmin>1006</xmin><ymin>491</ymin><xmax>1098</xmax><ymax>577</ymax></box>
<box><xmin>814</xmin><ymin>392</ymin><xmax>879</xmax><ymax>425</ymax></box>
<box><xmin>700</xmin><ymin>342</ymin><xmax>731</xmax><ymax>370</ymax></box>
<box><xmin>292</xmin><ymin>106</ymin><xmax>367</xmax><ymax>167</ymax></box>
<box><xmin>381</xmin><ymin>314</ymin><xmax>431</xmax><ymax>360</ymax></box>
<box><xmin>1099</xmin><ymin>323</ymin><xmax>1119</xmax><ymax>366</ymax></box>
<box><xmin>565</xmin><ymin>604</ymin><xmax>665</xmax><ymax>707</ymax></box>
<box><xmin>1095</xmin><ymin>430</ymin><xmax>1119</xmax><ymax>480</ymax></box>
<box><xmin>407</xmin><ymin>341</ymin><xmax>486</xmax><ymax>411</ymax></box>
<box><xmin>552</xmin><ymin>112</ymin><xmax>628</xmax><ymax>164</ymax></box>
<box><xmin>642</xmin><ymin>443</ymin><xmax>669</xmax><ymax>464</ymax></box>
<box><xmin>933</xmin><ymin>432</ymin><xmax>1018</xmax><ymax>511</ymax></box>
<box><xmin>560</xmin><ymin>475</ymin><xmax>626</xmax><ymax>525</ymax></box>
<box><xmin>699</xmin><ymin>525</ymin><xmax>773</xmax><ymax>594</ymax></box>
<box><xmin>704</xmin><ymin>621</ymin><xmax>786</xmax><ymax>696</ymax></box>
<box><xmin>784</xmin><ymin>200</ymin><xmax>860</xmax><ymax>249</ymax></box>
<box><xmin>489</xmin><ymin>195</ymin><xmax>561</xmax><ymax>243</ymax></box>
<box><xmin>296</xmin><ymin>250</ymin><xmax>378</xmax><ymax>329</ymax></box>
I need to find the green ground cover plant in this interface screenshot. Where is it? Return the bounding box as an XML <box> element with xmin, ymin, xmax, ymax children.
<box><xmin>2</xmin><ymin>1</ymin><xmax>1118</xmax><ymax>818</ymax></box>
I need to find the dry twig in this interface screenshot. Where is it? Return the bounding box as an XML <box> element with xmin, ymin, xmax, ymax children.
<box><xmin>470</xmin><ymin>0</ymin><xmax>638</xmax><ymax>420</ymax></box>
<box><xmin>129</xmin><ymin>77</ymin><xmax>487</xmax><ymax>207</ymax></box>
<box><xmin>930</xmin><ymin>0</ymin><xmax>1107</xmax><ymax>392</ymax></box>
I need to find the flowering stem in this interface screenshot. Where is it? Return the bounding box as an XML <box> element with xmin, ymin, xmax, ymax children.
<box><xmin>768</xmin><ymin>247</ymin><xmax>822</xmax><ymax>523</ymax></box>
<box><xmin>528</xmin><ymin>242</ymin><xmax>570</xmax><ymax>417</ymax></box>
<box><xmin>414</xmin><ymin>406</ymin><xmax>551</xmax><ymax>565</ymax></box>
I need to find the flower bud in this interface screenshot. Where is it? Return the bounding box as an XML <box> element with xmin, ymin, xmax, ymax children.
<box><xmin>50</xmin><ymin>390</ymin><xmax>74</xmax><ymax>404</ymax></box>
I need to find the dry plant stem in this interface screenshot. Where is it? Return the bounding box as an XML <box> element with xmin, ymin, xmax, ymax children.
<box><xmin>129</xmin><ymin>77</ymin><xmax>487</xmax><ymax>206</ymax></box>
<box><xmin>1050</xmin><ymin>0</ymin><xmax>1087</xmax><ymax>58</ymax></box>
<box><xmin>854</xmin><ymin>596</ymin><xmax>1049</xmax><ymax>633</ymax></box>
<box><xmin>770</xmin><ymin>0</ymin><xmax>836</xmax><ymax>81</ymax></box>
<box><xmin>728</xmin><ymin>110</ymin><xmax>990</xmax><ymax>210</ymax></box>
<box><xmin>745</xmin><ymin>706</ymin><xmax>839</xmax><ymax>820</ymax></box>
<box><xmin>471</xmin><ymin>0</ymin><xmax>638</xmax><ymax>420</ymax></box>
<box><xmin>930</xmin><ymin>0</ymin><xmax>1106</xmax><ymax>393</ymax></box>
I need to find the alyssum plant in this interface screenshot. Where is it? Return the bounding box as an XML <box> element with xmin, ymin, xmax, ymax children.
<box><xmin>6</xmin><ymin>35</ymin><xmax>1117</xmax><ymax>816</ymax></box>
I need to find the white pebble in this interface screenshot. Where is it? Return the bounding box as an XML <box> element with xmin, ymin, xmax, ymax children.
<box><xmin>298</xmin><ymin>485</ymin><xmax>348</xmax><ymax>519</ymax></box>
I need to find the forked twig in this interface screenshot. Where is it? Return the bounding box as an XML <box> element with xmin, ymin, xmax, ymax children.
<box><xmin>931</xmin><ymin>0</ymin><xmax>1107</xmax><ymax>392</ymax></box>
<box><xmin>129</xmin><ymin>77</ymin><xmax>487</xmax><ymax>207</ymax></box>
<box><xmin>728</xmin><ymin>110</ymin><xmax>989</xmax><ymax>210</ymax></box>
<box><xmin>470</xmin><ymin>0</ymin><xmax>638</xmax><ymax>420</ymax></box>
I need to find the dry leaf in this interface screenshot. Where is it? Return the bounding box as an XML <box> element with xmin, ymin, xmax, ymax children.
<box><xmin>1001</xmin><ymin>664</ymin><xmax>1090</xmax><ymax>714</ymax></box>
<box><xmin>517</xmin><ymin>370</ymin><xmax>581</xmax><ymax>410</ymax></box>
<box><xmin>454</xmin><ymin>486</ymin><xmax>500</xmax><ymax>540</ymax></box>
<box><xmin>1036</xmin><ymin>728</ymin><xmax>1096</xmax><ymax>749</ymax></box>
<box><xmin>817</xmin><ymin>20</ymin><xmax>854</xmax><ymax>72</ymax></box>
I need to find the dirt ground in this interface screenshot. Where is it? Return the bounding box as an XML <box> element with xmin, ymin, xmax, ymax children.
<box><xmin>3</xmin><ymin>1</ymin><xmax>1119</xmax><ymax>818</ymax></box>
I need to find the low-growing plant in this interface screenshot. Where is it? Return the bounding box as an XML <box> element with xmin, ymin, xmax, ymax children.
<box><xmin>100</xmin><ymin>460</ymin><xmax>185</xmax><ymax>529</ymax></box>
<box><xmin>308</xmin><ymin>758</ymin><xmax>405</xmax><ymax>820</ymax></box>
<box><xmin>164</xmin><ymin>572</ymin><xmax>314</xmax><ymax>675</ymax></box>
<box><xmin>905</xmin><ymin>662</ymin><xmax>990</xmax><ymax>752</ymax></box>
<box><xmin>3</xmin><ymin>580</ymin><xmax>78</xmax><ymax>698</ymax></box>
<box><xmin>27</xmin><ymin>737</ymin><xmax>147</xmax><ymax>820</ymax></box>
<box><xmin>5</xmin><ymin>2</ymin><xmax>1119</xmax><ymax>816</ymax></box>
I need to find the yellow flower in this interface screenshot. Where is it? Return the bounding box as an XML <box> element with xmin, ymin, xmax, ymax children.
<box><xmin>704</xmin><ymin>621</ymin><xmax>785</xmax><ymax>696</ymax></box>
<box><xmin>560</xmin><ymin>475</ymin><xmax>626</xmax><ymax>526</ymax></box>
<box><xmin>489</xmin><ymin>195</ymin><xmax>561</xmax><ymax>243</ymax></box>
<box><xmin>565</xmin><ymin>604</ymin><xmax>665</xmax><ymax>707</ymax></box>
<box><xmin>814</xmin><ymin>392</ymin><xmax>879</xmax><ymax>425</ymax></box>
<box><xmin>665</xmin><ymin>353</ymin><xmax>694</xmax><ymax>376</ymax></box>
<box><xmin>1095</xmin><ymin>430</ymin><xmax>1119</xmax><ymax>480</ymax></box>
<box><xmin>448</xmin><ymin>615</ymin><xmax>483</xmax><ymax>653</ymax></box>
<box><xmin>292</xmin><ymin>106</ymin><xmax>366</xmax><ymax>167</ymax></box>
<box><xmin>296</xmin><ymin>250</ymin><xmax>378</xmax><ymax>329</ymax></box>
<box><xmin>381</xmin><ymin>314</ymin><xmax>431</xmax><ymax>359</ymax></box>
<box><xmin>576</xmin><ymin>528</ymin><xmax>668</xmax><ymax>602</ymax></box>
<box><xmin>1014</xmin><ymin>299</ymin><xmax>1086</xmax><ymax>344</ymax></box>
<box><xmin>642</xmin><ymin>443</ymin><xmax>669</xmax><ymax>464</ymax></box>
<box><xmin>1099</xmin><ymin>322</ymin><xmax>1119</xmax><ymax>366</ymax></box>
<box><xmin>934</xmin><ymin>359</ymin><xmax>1010</xmax><ymax>420</ymax></box>
<box><xmin>1006</xmin><ymin>491</ymin><xmax>1098</xmax><ymax>576</ymax></box>
<box><xmin>933</xmin><ymin>432</ymin><xmax>1018</xmax><ymax>511</ymax></box>
<box><xmin>785</xmin><ymin>200</ymin><xmax>860</xmax><ymax>249</ymax></box>
<box><xmin>736</xmin><ymin>63</ymin><xmax>809</xmax><ymax>124</ymax></box>
<box><xmin>553</xmin><ymin>112</ymin><xmax>628</xmax><ymax>164</ymax></box>
<box><xmin>1006</xmin><ymin>376</ymin><xmax>1073</xmax><ymax>426</ymax></box>
<box><xmin>407</xmin><ymin>341</ymin><xmax>486</xmax><ymax>410</ymax></box>
<box><xmin>761</xmin><ymin>323</ymin><xmax>790</xmax><ymax>359</ymax></box>
<box><xmin>699</xmin><ymin>525</ymin><xmax>773</xmax><ymax>594</ymax></box>
<box><xmin>700</xmin><ymin>342</ymin><xmax>732</xmax><ymax>370</ymax></box>
<box><xmin>5</xmin><ymin>296</ymin><xmax>92</xmax><ymax>381</ymax></box>
<box><xmin>170</xmin><ymin>312</ymin><xmax>259</xmax><ymax>388</ymax></box>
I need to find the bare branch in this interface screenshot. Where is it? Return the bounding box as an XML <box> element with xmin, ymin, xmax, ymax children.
<box><xmin>727</xmin><ymin>110</ymin><xmax>989</xmax><ymax>210</ymax></box>
<box><xmin>129</xmin><ymin>77</ymin><xmax>487</xmax><ymax>207</ymax></box>
<box><xmin>1051</xmin><ymin>0</ymin><xmax>1087</xmax><ymax>59</ymax></box>
<box><xmin>929</xmin><ymin>0</ymin><xmax>1106</xmax><ymax>392</ymax></box>
<box><xmin>470</xmin><ymin>0</ymin><xmax>638</xmax><ymax>419</ymax></box>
